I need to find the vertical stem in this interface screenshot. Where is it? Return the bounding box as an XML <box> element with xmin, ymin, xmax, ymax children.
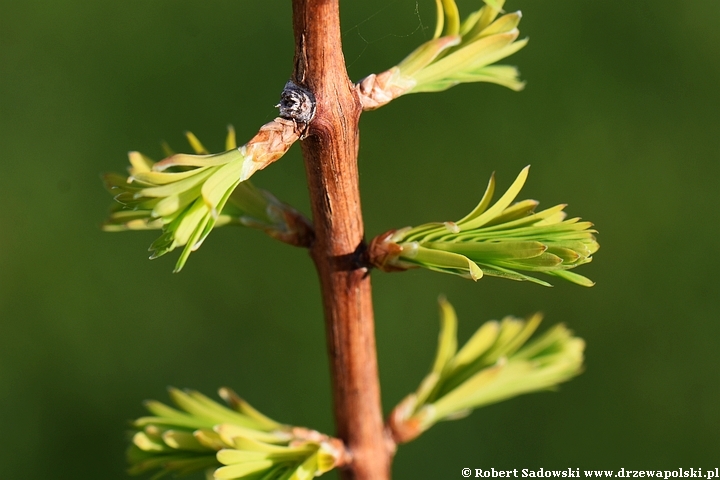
<box><xmin>291</xmin><ymin>1</ymin><xmax>392</xmax><ymax>479</ymax></box>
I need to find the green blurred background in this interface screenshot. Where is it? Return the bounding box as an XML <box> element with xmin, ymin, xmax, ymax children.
<box><xmin>1</xmin><ymin>0</ymin><xmax>718</xmax><ymax>478</ymax></box>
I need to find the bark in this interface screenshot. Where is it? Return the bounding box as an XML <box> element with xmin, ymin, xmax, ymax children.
<box><xmin>290</xmin><ymin>0</ymin><xmax>393</xmax><ymax>478</ymax></box>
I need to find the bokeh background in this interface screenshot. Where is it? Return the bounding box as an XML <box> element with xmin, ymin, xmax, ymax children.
<box><xmin>1</xmin><ymin>0</ymin><xmax>719</xmax><ymax>478</ymax></box>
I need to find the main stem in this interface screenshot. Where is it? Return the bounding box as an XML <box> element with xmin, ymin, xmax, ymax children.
<box><xmin>291</xmin><ymin>1</ymin><xmax>392</xmax><ymax>479</ymax></box>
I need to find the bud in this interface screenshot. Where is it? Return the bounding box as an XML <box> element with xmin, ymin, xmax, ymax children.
<box><xmin>388</xmin><ymin>298</ymin><xmax>585</xmax><ymax>443</ymax></box>
<box><xmin>128</xmin><ymin>387</ymin><xmax>346</xmax><ymax>479</ymax></box>
<box><xmin>103</xmin><ymin>126</ymin><xmax>312</xmax><ymax>272</ymax></box>
<box><xmin>357</xmin><ymin>0</ymin><xmax>527</xmax><ymax>110</ymax></box>
<box><xmin>369</xmin><ymin>166</ymin><xmax>599</xmax><ymax>287</ymax></box>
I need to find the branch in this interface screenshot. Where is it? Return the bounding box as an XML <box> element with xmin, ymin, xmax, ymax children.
<box><xmin>291</xmin><ymin>0</ymin><xmax>393</xmax><ymax>478</ymax></box>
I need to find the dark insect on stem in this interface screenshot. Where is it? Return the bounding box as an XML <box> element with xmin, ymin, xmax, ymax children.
<box><xmin>277</xmin><ymin>80</ymin><xmax>316</xmax><ymax>136</ymax></box>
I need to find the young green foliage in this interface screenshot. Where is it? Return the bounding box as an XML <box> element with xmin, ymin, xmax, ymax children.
<box><xmin>357</xmin><ymin>0</ymin><xmax>526</xmax><ymax>110</ymax></box>
<box><xmin>128</xmin><ymin>387</ymin><xmax>344</xmax><ymax>480</ymax></box>
<box><xmin>388</xmin><ymin>298</ymin><xmax>585</xmax><ymax>443</ymax></box>
<box><xmin>370</xmin><ymin>167</ymin><xmax>599</xmax><ymax>287</ymax></box>
<box><xmin>103</xmin><ymin>127</ymin><xmax>311</xmax><ymax>272</ymax></box>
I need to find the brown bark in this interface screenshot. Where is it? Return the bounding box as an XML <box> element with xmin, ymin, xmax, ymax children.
<box><xmin>290</xmin><ymin>0</ymin><xmax>393</xmax><ymax>478</ymax></box>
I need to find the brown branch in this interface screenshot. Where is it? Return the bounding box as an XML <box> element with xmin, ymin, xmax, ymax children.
<box><xmin>291</xmin><ymin>1</ymin><xmax>394</xmax><ymax>479</ymax></box>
